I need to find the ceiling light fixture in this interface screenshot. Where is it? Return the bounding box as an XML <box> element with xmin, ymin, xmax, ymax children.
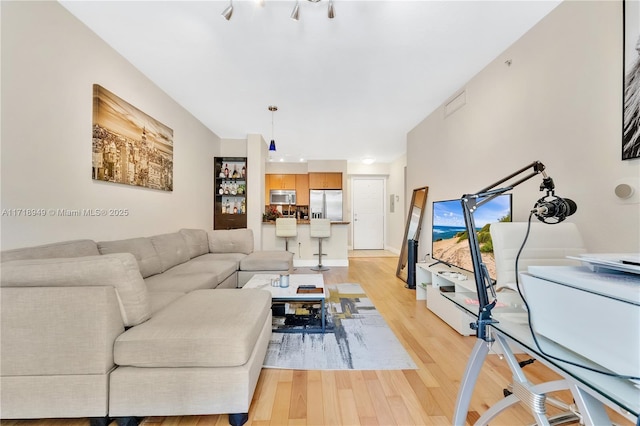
<box><xmin>223</xmin><ymin>0</ymin><xmax>335</xmax><ymax>22</ymax></box>
<box><xmin>221</xmin><ymin>0</ymin><xmax>233</xmax><ymax>20</ymax></box>
<box><xmin>268</xmin><ymin>105</ymin><xmax>278</xmax><ymax>155</ymax></box>
<box><xmin>290</xmin><ymin>1</ymin><xmax>300</xmax><ymax>21</ymax></box>
<box><xmin>328</xmin><ymin>0</ymin><xmax>335</xmax><ymax>19</ymax></box>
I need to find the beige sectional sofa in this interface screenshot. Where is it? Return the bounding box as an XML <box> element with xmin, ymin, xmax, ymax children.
<box><xmin>0</xmin><ymin>228</ymin><xmax>293</xmax><ymax>426</ymax></box>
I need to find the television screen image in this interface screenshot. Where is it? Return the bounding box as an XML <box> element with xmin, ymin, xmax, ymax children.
<box><xmin>431</xmin><ymin>194</ymin><xmax>512</xmax><ymax>281</ymax></box>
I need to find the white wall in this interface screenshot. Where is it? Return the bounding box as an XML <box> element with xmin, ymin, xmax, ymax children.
<box><xmin>1</xmin><ymin>1</ymin><xmax>219</xmax><ymax>249</ymax></box>
<box><xmin>247</xmin><ymin>134</ymin><xmax>268</xmax><ymax>249</ymax></box>
<box><xmin>220</xmin><ymin>138</ymin><xmax>247</xmax><ymax>158</ymax></box>
<box><xmin>386</xmin><ymin>155</ymin><xmax>408</xmax><ymax>254</ymax></box>
<box><xmin>407</xmin><ymin>0</ymin><xmax>640</xmax><ymax>257</ymax></box>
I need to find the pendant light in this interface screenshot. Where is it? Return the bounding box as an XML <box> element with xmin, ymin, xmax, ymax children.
<box><xmin>268</xmin><ymin>105</ymin><xmax>278</xmax><ymax>154</ymax></box>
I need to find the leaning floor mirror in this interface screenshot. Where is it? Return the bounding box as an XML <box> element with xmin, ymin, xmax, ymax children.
<box><xmin>396</xmin><ymin>186</ymin><xmax>429</xmax><ymax>283</ymax></box>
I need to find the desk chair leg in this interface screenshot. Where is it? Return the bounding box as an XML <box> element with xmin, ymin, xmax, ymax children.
<box><xmin>311</xmin><ymin>238</ymin><xmax>329</xmax><ymax>271</ymax></box>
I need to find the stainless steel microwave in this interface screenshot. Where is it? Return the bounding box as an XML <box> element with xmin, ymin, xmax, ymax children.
<box><xmin>270</xmin><ymin>190</ymin><xmax>296</xmax><ymax>205</ymax></box>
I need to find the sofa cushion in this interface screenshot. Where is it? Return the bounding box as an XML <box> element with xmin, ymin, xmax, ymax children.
<box><xmin>1</xmin><ymin>239</ymin><xmax>99</xmax><ymax>262</ymax></box>
<box><xmin>150</xmin><ymin>233</ymin><xmax>191</xmax><ymax>272</ymax></box>
<box><xmin>143</xmin><ymin>259</ymin><xmax>238</xmax><ymax>293</ymax></box>
<box><xmin>240</xmin><ymin>250</ymin><xmax>293</xmax><ymax>272</ymax></box>
<box><xmin>201</xmin><ymin>253</ymin><xmax>247</xmax><ymax>269</ymax></box>
<box><xmin>1</xmin><ymin>286</ymin><xmax>124</xmax><ymax>376</ymax></box>
<box><xmin>189</xmin><ymin>252</ymin><xmax>240</xmax><ymax>268</ymax></box>
<box><xmin>97</xmin><ymin>237</ymin><xmax>163</xmax><ymax>278</ymax></box>
<box><xmin>144</xmin><ymin>272</ymin><xmax>217</xmax><ymax>293</ymax></box>
<box><xmin>179</xmin><ymin>229</ymin><xmax>209</xmax><ymax>259</ymax></box>
<box><xmin>169</xmin><ymin>256</ymin><xmax>239</xmax><ymax>281</ymax></box>
<box><xmin>208</xmin><ymin>229</ymin><xmax>253</xmax><ymax>255</ymax></box>
<box><xmin>114</xmin><ymin>289</ymin><xmax>271</xmax><ymax>368</ymax></box>
<box><xmin>148</xmin><ymin>291</ymin><xmax>185</xmax><ymax>314</ymax></box>
<box><xmin>0</xmin><ymin>253</ymin><xmax>151</xmax><ymax>327</ymax></box>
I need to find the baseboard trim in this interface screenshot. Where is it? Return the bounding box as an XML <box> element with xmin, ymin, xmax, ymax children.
<box><xmin>293</xmin><ymin>259</ymin><xmax>349</xmax><ymax>268</ymax></box>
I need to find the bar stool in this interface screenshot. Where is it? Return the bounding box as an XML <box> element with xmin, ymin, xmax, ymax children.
<box><xmin>275</xmin><ymin>218</ymin><xmax>297</xmax><ymax>252</ymax></box>
<box><xmin>310</xmin><ymin>218</ymin><xmax>331</xmax><ymax>271</ymax></box>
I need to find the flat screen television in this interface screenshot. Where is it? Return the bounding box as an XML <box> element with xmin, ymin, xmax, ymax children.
<box><xmin>431</xmin><ymin>194</ymin><xmax>512</xmax><ymax>281</ymax></box>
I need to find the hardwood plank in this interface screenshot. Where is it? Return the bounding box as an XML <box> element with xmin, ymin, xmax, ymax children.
<box><xmin>334</xmin><ymin>370</ymin><xmax>352</xmax><ymax>391</ymax></box>
<box><xmin>337</xmin><ymin>388</ymin><xmax>360</xmax><ymax>425</ymax></box>
<box><xmin>364</xmin><ymin>376</ymin><xmax>398</xmax><ymax>426</ymax></box>
<box><xmin>288</xmin><ymin>370</ymin><xmax>307</xmax><ymax>420</ymax></box>
<box><xmin>251</xmin><ymin>368</ymin><xmax>278</xmax><ymax>421</ymax></box>
<box><xmin>306</xmin><ymin>370</ymin><xmax>325</xmax><ymax>426</ymax></box>
<box><xmin>270</xmin><ymin>380</ymin><xmax>292</xmax><ymax>426</ymax></box>
<box><xmin>348</xmin><ymin>371</ymin><xmax>377</xmax><ymax>420</ymax></box>
<box><xmin>321</xmin><ymin>371</ymin><xmax>342</xmax><ymax>426</ymax></box>
<box><xmin>402</xmin><ymin>369</ymin><xmax>441</xmax><ymax>416</ymax></box>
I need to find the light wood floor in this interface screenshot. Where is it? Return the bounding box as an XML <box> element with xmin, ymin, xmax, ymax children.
<box><xmin>2</xmin><ymin>257</ymin><xmax>632</xmax><ymax>426</ymax></box>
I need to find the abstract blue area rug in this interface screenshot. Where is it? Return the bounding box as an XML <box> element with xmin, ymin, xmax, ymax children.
<box><xmin>263</xmin><ymin>283</ymin><xmax>417</xmax><ymax>370</ymax></box>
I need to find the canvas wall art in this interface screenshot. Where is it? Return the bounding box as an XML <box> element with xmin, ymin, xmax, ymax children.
<box><xmin>92</xmin><ymin>84</ymin><xmax>174</xmax><ymax>190</ymax></box>
<box><xmin>624</xmin><ymin>0</ymin><xmax>640</xmax><ymax>160</ymax></box>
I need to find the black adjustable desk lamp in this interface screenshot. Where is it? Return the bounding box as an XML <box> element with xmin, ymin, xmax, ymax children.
<box><xmin>460</xmin><ymin>160</ymin><xmax>556</xmax><ymax>341</ymax></box>
<box><xmin>453</xmin><ymin>160</ymin><xmax>578</xmax><ymax>425</ymax></box>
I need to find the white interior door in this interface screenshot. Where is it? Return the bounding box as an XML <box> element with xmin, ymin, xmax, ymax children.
<box><xmin>352</xmin><ymin>178</ymin><xmax>385</xmax><ymax>250</ymax></box>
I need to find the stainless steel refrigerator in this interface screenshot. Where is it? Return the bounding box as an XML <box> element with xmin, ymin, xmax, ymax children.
<box><xmin>310</xmin><ymin>190</ymin><xmax>343</xmax><ymax>221</ymax></box>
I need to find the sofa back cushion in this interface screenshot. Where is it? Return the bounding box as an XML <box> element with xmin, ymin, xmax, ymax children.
<box><xmin>1</xmin><ymin>286</ymin><xmax>124</xmax><ymax>376</ymax></box>
<box><xmin>98</xmin><ymin>237</ymin><xmax>163</xmax><ymax>278</ymax></box>
<box><xmin>0</xmin><ymin>253</ymin><xmax>151</xmax><ymax>327</ymax></box>
<box><xmin>179</xmin><ymin>229</ymin><xmax>209</xmax><ymax>258</ymax></box>
<box><xmin>208</xmin><ymin>229</ymin><xmax>254</xmax><ymax>255</ymax></box>
<box><xmin>150</xmin><ymin>232</ymin><xmax>191</xmax><ymax>272</ymax></box>
<box><xmin>1</xmin><ymin>239</ymin><xmax>99</xmax><ymax>262</ymax></box>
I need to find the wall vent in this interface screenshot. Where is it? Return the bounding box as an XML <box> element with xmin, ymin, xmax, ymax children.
<box><xmin>444</xmin><ymin>89</ymin><xmax>466</xmax><ymax>117</ymax></box>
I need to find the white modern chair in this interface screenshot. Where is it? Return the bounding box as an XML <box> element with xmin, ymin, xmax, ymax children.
<box><xmin>490</xmin><ymin>221</ymin><xmax>587</xmax><ymax>420</ymax></box>
<box><xmin>490</xmin><ymin>221</ymin><xmax>587</xmax><ymax>291</ymax></box>
<box><xmin>275</xmin><ymin>218</ymin><xmax>297</xmax><ymax>252</ymax></box>
<box><xmin>310</xmin><ymin>219</ymin><xmax>331</xmax><ymax>271</ymax></box>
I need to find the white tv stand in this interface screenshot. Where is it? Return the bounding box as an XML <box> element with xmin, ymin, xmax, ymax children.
<box><xmin>415</xmin><ymin>262</ymin><xmax>477</xmax><ymax>336</ymax></box>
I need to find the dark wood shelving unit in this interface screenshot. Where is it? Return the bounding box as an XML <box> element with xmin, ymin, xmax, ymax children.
<box><xmin>214</xmin><ymin>157</ymin><xmax>247</xmax><ymax>230</ymax></box>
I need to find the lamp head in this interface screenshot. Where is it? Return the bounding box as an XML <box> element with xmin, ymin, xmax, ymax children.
<box><xmin>221</xmin><ymin>3</ymin><xmax>233</xmax><ymax>20</ymax></box>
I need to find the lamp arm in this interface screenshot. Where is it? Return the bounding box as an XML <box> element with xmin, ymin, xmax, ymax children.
<box><xmin>461</xmin><ymin>160</ymin><xmax>551</xmax><ymax>341</ymax></box>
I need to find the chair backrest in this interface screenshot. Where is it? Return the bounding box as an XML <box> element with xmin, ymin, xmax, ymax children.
<box><xmin>490</xmin><ymin>222</ymin><xmax>587</xmax><ymax>290</ymax></box>
<box><xmin>275</xmin><ymin>218</ymin><xmax>298</xmax><ymax>238</ymax></box>
<box><xmin>310</xmin><ymin>219</ymin><xmax>331</xmax><ymax>238</ymax></box>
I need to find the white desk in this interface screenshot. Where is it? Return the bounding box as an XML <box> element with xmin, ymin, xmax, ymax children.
<box><xmin>443</xmin><ymin>290</ymin><xmax>640</xmax><ymax>425</ymax></box>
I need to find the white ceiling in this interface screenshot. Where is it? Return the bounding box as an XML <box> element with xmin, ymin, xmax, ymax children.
<box><xmin>60</xmin><ymin>0</ymin><xmax>561</xmax><ymax>164</ymax></box>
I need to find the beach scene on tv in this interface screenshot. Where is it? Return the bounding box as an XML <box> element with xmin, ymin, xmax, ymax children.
<box><xmin>431</xmin><ymin>195</ymin><xmax>511</xmax><ymax>280</ymax></box>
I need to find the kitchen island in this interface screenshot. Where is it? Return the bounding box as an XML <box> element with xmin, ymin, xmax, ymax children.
<box><xmin>261</xmin><ymin>221</ymin><xmax>349</xmax><ymax>268</ymax></box>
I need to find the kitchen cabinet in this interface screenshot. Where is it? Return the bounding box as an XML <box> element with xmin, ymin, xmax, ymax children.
<box><xmin>308</xmin><ymin>172</ymin><xmax>342</xmax><ymax>189</ymax></box>
<box><xmin>214</xmin><ymin>157</ymin><xmax>247</xmax><ymax>230</ymax></box>
<box><xmin>268</xmin><ymin>174</ymin><xmax>296</xmax><ymax>190</ymax></box>
<box><xmin>295</xmin><ymin>174</ymin><xmax>309</xmax><ymax>205</ymax></box>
